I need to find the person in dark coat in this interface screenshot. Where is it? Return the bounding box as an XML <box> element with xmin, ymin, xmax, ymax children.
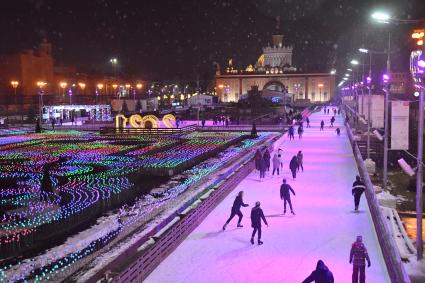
<box><xmin>298</xmin><ymin>125</ymin><xmax>304</xmax><ymax>139</ymax></box>
<box><xmin>263</xmin><ymin>149</ymin><xmax>271</xmax><ymax>172</ymax></box>
<box><xmin>330</xmin><ymin>116</ymin><xmax>335</xmax><ymax>127</ymax></box>
<box><xmin>288</xmin><ymin>126</ymin><xmax>295</xmax><ymax>140</ymax></box>
<box><xmin>336</xmin><ymin>128</ymin><xmax>341</xmax><ymax>136</ymax></box>
<box><xmin>302</xmin><ymin>260</ymin><xmax>334</xmax><ymax>283</ymax></box>
<box><xmin>352</xmin><ymin>175</ymin><xmax>366</xmax><ymax>211</ymax></box>
<box><xmin>327</xmin><ymin>108</ymin><xmax>330</xmax><ymax>114</ymax></box>
<box><xmin>259</xmin><ymin>155</ymin><xmax>267</xmax><ymax>181</ymax></box>
<box><xmin>223</xmin><ymin>191</ymin><xmax>249</xmax><ymax>230</ymax></box>
<box><xmin>350</xmin><ymin>236</ymin><xmax>371</xmax><ymax>283</ymax></box>
<box><xmin>201</xmin><ymin>119</ymin><xmax>206</xmax><ymax>127</ymax></box>
<box><xmin>250</xmin><ymin>201</ymin><xmax>268</xmax><ymax>245</ymax></box>
<box><xmin>289</xmin><ymin>156</ymin><xmax>298</xmax><ymax>180</ymax></box>
<box><xmin>254</xmin><ymin>149</ymin><xmax>262</xmax><ymax>171</ymax></box>
<box><xmin>306</xmin><ymin>117</ymin><xmax>310</xmax><ymax>128</ymax></box>
<box><xmin>345</xmin><ymin>116</ymin><xmax>349</xmax><ymax>125</ymax></box>
<box><xmin>323</xmin><ymin>107</ymin><xmax>327</xmax><ymax>114</ymax></box>
<box><xmin>280</xmin><ymin>178</ymin><xmax>296</xmax><ymax>215</ymax></box>
<box><xmin>320</xmin><ymin>120</ymin><xmax>324</xmax><ymax>131</ymax></box>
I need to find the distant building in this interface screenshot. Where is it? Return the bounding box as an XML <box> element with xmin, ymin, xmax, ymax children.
<box><xmin>0</xmin><ymin>38</ymin><xmax>54</xmax><ymax>104</ymax></box>
<box><xmin>187</xmin><ymin>94</ymin><xmax>215</xmax><ymax>107</ymax></box>
<box><xmin>215</xmin><ymin>18</ymin><xmax>335</xmax><ymax>103</ymax></box>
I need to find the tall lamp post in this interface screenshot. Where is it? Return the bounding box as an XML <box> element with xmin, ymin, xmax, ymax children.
<box><xmin>110</xmin><ymin>58</ymin><xmax>118</xmax><ymax>77</ymax></box>
<box><xmin>11</xmin><ymin>81</ymin><xmax>20</xmax><ymax>123</ymax></box>
<box><xmin>97</xmin><ymin>83</ymin><xmax>104</xmax><ymax>105</ymax></box>
<box><xmin>37</xmin><ymin>81</ymin><xmax>46</xmax><ymax>121</ymax></box>
<box><xmin>371</xmin><ymin>11</ymin><xmax>392</xmax><ymax>190</ymax></box>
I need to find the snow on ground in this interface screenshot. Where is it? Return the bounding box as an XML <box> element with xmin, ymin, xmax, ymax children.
<box><xmin>145</xmin><ymin>111</ymin><xmax>390</xmax><ymax>283</ymax></box>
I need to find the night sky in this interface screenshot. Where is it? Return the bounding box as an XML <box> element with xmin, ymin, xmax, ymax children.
<box><xmin>1</xmin><ymin>0</ymin><xmax>425</xmax><ymax>81</ymax></box>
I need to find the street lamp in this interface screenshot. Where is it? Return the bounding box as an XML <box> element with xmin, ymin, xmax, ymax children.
<box><xmin>371</xmin><ymin>11</ymin><xmax>391</xmax><ymax>23</ymax></box>
<box><xmin>11</xmin><ymin>80</ymin><xmax>19</xmax><ymax>104</ymax></box>
<box><xmin>350</xmin><ymin>59</ymin><xmax>359</xmax><ymax>65</ymax></box>
<box><xmin>68</xmin><ymin>88</ymin><xmax>73</xmax><ymax>105</ymax></box>
<box><xmin>78</xmin><ymin>82</ymin><xmax>86</xmax><ymax>95</ymax></box>
<box><xmin>36</xmin><ymin>81</ymin><xmax>46</xmax><ymax>121</ymax></box>
<box><xmin>318</xmin><ymin>83</ymin><xmax>324</xmax><ymax>102</ymax></box>
<box><xmin>97</xmin><ymin>83</ymin><xmax>104</xmax><ymax>104</ymax></box>
<box><xmin>110</xmin><ymin>58</ymin><xmax>118</xmax><ymax>77</ymax></box>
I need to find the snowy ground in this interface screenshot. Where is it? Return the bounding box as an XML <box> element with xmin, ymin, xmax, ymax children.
<box><xmin>145</xmin><ymin>111</ymin><xmax>390</xmax><ymax>283</ymax></box>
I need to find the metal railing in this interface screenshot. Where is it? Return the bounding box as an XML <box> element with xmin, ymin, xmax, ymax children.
<box><xmin>346</xmin><ymin>122</ymin><xmax>410</xmax><ymax>283</ymax></box>
<box><xmin>86</xmin><ymin>136</ymin><xmax>278</xmax><ymax>283</ymax></box>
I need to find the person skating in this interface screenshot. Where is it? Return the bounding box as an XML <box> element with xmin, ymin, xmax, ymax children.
<box><xmin>272</xmin><ymin>153</ymin><xmax>280</xmax><ymax>176</ymax></box>
<box><xmin>298</xmin><ymin>125</ymin><xmax>304</xmax><ymax>139</ymax></box>
<box><xmin>250</xmin><ymin>201</ymin><xmax>268</xmax><ymax>245</ymax></box>
<box><xmin>297</xmin><ymin>150</ymin><xmax>304</xmax><ymax>172</ymax></box>
<box><xmin>302</xmin><ymin>259</ymin><xmax>334</xmax><ymax>283</ymax></box>
<box><xmin>278</xmin><ymin>148</ymin><xmax>284</xmax><ymax>168</ymax></box>
<box><xmin>288</xmin><ymin>126</ymin><xmax>295</xmax><ymax>140</ymax></box>
<box><xmin>259</xmin><ymin>154</ymin><xmax>267</xmax><ymax>181</ymax></box>
<box><xmin>323</xmin><ymin>107</ymin><xmax>327</xmax><ymax>114</ymax></box>
<box><xmin>306</xmin><ymin>117</ymin><xmax>310</xmax><ymax>128</ymax></box>
<box><xmin>327</xmin><ymin>108</ymin><xmax>330</xmax><ymax>114</ymax></box>
<box><xmin>336</xmin><ymin>128</ymin><xmax>341</xmax><ymax>136</ymax></box>
<box><xmin>330</xmin><ymin>116</ymin><xmax>335</xmax><ymax>127</ymax></box>
<box><xmin>254</xmin><ymin>149</ymin><xmax>262</xmax><ymax>171</ymax></box>
<box><xmin>289</xmin><ymin>156</ymin><xmax>298</xmax><ymax>180</ymax></box>
<box><xmin>350</xmin><ymin>236</ymin><xmax>371</xmax><ymax>283</ymax></box>
<box><xmin>263</xmin><ymin>149</ymin><xmax>271</xmax><ymax>172</ymax></box>
<box><xmin>352</xmin><ymin>175</ymin><xmax>366</xmax><ymax>211</ymax></box>
<box><xmin>280</xmin><ymin>178</ymin><xmax>296</xmax><ymax>215</ymax></box>
<box><xmin>320</xmin><ymin>120</ymin><xmax>324</xmax><ymax>131</ymax></box>
<box><xmin>223</xmin><ymin>191</ymin><xmax>249</xmax><ymax>230</ymax></box>
<box><xmin>345</xmin><ymin>116</ymin><xmax>349</xmax><ymax>125</ymax></box>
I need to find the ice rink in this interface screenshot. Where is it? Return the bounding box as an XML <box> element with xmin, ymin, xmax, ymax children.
<box><xmin>146</xmin><ymin>111</ymin><xmax>390</xmax><ymax>283</ymax></box>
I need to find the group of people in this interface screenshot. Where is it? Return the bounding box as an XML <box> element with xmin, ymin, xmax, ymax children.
<box><xmin>323</xmin><ymin>106</ymin><xmax>341</xmax><ymax>116</ymax></box>
<box><xmin>223</xmin><ymin>107</ymin><xmax>373</xmax><ymax>282</ymax></box>
<box><xmin>288</xmin><ymin>124</ymin><xmax>304</xmax><ymax>140</ymax></box>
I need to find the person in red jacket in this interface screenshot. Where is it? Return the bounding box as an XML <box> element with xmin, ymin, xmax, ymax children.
<box><xmin>349</xmin><ymin>236</ymin><xmax>371</xmax><ymax>283</ymax></box>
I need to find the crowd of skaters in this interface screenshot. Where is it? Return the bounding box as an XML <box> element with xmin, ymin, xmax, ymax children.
<box><xmin>220</xmin><ymin>106</ymin><xmax>372</xmax><ymax>283</ymax></box>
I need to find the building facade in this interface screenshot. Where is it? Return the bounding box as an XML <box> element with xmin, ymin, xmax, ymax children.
<box><xmin>215</xmin><ymin>20</ymin><xmax>335</xmax><ymax>103</ymax></box>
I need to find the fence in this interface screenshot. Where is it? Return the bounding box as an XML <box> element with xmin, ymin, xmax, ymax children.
<box><xmin>197</xmin><ymin>124</ymin><xmax>286</xmax><ymax>132</ymax></box>
<box><xmin>87</xmin><ymin>137</ymin><xmax>278</xmax><ymax>283</ymax></box>
<box><xmin>346</xmin><ymin>122</ymin><xmax>410</xmax><ymax>283</ymax></box>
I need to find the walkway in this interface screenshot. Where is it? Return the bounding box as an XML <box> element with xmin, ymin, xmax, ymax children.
<box><xmin>145</xmin><ymin>111</ymin><xmax>390</xmax><ymax>283</ymax></box>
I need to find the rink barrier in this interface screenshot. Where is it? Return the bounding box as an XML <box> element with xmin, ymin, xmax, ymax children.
<box><xmin>88</xmin><ymin>136</ymin><xmax>279</xmax><ymax>283</ymax></box>
<box><xmin>346</xmin><ymin>124</ymin><xmax>411</xmax><ymax>283</ymax></box>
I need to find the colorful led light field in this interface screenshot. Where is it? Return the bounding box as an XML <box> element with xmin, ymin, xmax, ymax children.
<box><xmin>0</xmin><ymin>130</ymin><xmax>272</xmax><ymax>281</ymax></box>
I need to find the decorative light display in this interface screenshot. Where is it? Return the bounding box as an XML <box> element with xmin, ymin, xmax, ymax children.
<box><xmin>0</xmin><ymin>130</ymin><xmax>272</xmax><ymax>281</ymax></box>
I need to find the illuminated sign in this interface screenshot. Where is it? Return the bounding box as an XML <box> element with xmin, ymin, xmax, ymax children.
<box><xmin>115</xmin><ymin>114</ymin><xmax>175</xmax><ymax>129</ymax></box>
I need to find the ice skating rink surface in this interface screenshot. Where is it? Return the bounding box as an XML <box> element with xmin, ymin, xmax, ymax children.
<box><xmin>145</xmin><ymin>111</ymin><xmax>390</xmax><ymax>283</ymax></box>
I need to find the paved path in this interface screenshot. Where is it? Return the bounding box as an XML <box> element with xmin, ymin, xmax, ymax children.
<box><xmin>146</xmin><ymin>110</ymin><xmax>390</xmax><ymax>283</ymax></box>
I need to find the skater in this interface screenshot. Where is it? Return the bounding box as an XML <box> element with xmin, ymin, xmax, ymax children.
<box><xmin>352</xmin><ymin>175</ymin><xmax>366</xmax><ymax>211</ymax></box>
<box><xmin>278</xmin><ymin>148</ymin><xmax>284</xmax><ymax>168</ymax></box>
<box><xmin>333</xmin><ymin>108</ymin><xmax>337</xmax><ymax>116</ymax></box>
<box><xmin>297</xmin><ymin>125</ymin><xmax>304</xmax><ymax>139</ymax></box>
<box><xmin>297</xmin><ymin>150</ymin><xmax>304</xmax><ymax>172</ymax></box>
<box><xmin>223</xmin><ymin>191</ymin><xmax>249</xmax><ymax>230</ymax></box>
<box><xmin>330</xmin><ymin>116</ymin><xmax>335</xmax><ymax>127</ymax></box>
<box><xmin>51</xmin><ymin>118</ymin><xmax>55</xmax><ymax>130</ymax></box>
<box><xmin>323</xmin><ymin>107</ymin><xmax>327</xmax><ymax>114</ymax></box>
<box><xmin>59</xmin><ymin>118</ymin><xmax>63</xmax><ymax>126</ymax></box>
<box><xmin>338</xmin><ymin>108</ymin><xmax>341</xmax><ymax>115</ymax></box>
<box><xmin>320</xmin><ymin>120</ymin><xmax>325</xmax><ymax>131</ymax></box>
<box><xmin>302</xmin><ymin>259</ymin><xmax>334</xmax><ymax>283</ymax></box>
<box><xmin>259</xmin><ymin>154</ymin><xmax>267</xmax><ymax>181</ymax></box>
<box><xmin>280</xmin><ymin>178</ymin><xmax>296</xmax><ymax>215</ymax></box>
<box><xmin>336</xmin><ymin>128</ymin><xmax>341</xmax><ymax>136</ymax></box>
<box><xmin>289</xmin><ymin>155</ymin><xmax>298</xmax><ymax>180</ymax></box>
<box><xmin>288</xmin><ymin>126</ymin><xmax>295</xmax><ymax>140</ymax></box>
<box><xmin>306</xmin><ymin>117</ymin><xmax>310</xmax><ymax>128</ymax></box>
<box><xmin>350</xmin><ymin>236</ymin><xmax>371</xmax><ymax>283</ymax></box>
<box><xmin>201</xmin><ymin>119</ymin><xmax>206</xmax><ymax>127</ymax></box>
<box><xmin>263</xmin><ymin>149</ymin><xmax>271</xmax><ymax>172</ymax></box>
<box><xmin>250</xmin><ymin>201</ymin><xmax>268</xmax><ymax>245</ymax></box>
<box><xmin>254</xmin><ymin>149</ymin><xmax>262</xmax><ymax>171</ymax></box>
<box><xmin>345</xmin><ymin>116</ymin><xmax>349</xmax><ymax>125</ymax></box>
<box><xmin>272</xmin><ymin>153</ymin><xmax>280</xmax><ymax>176</ymax></box>
<box><xmin>327</xmin><ymin>108</ymin><xmax>330</xmax><ymax>114</ymax></box>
